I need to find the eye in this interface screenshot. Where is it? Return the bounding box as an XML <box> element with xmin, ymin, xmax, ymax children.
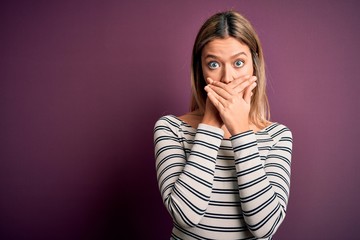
<box><xmin>208</xmin><ymin>61</ymin><xmax>220</xmax><ymax>69</ymax></box>
<box><xmin>234</xmin><ymin>60</ymin><xmax>244</xmax><ymax>68</ymax></box>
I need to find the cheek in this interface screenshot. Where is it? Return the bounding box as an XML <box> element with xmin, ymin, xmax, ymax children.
<box><xmin>202</xmin><ymin>66</ymin><xmax>222</xmax><ymax>82</ymax></box>
<box><xmin>248</xmin><ymin>61</ymin><xmax>255</xmax><ymax>75</ymax></box>
<box><xmin>242</xmin><ymin>63</ymin><xmax>254</xmax><ymax>76</ymax></box>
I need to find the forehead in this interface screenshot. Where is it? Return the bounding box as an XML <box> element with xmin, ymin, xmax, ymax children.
<box><xmin>202</xmin><ymin>37</ymin><xmax>251</xmax><ymax>56</ymax></box>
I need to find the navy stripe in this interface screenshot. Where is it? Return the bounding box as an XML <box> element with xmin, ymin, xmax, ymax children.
<box><xmin>154</xmin><ymin>116</ymin><xmax>292</xmax><ymax>239</ymax></box>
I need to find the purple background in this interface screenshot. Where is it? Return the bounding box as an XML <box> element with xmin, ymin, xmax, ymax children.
<box><xmin>1</xmin><ymin>0</ymin><xmax>360</xmax><ymax>239</ymax></box>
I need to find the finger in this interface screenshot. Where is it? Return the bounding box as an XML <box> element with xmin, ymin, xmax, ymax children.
<box><xmin>244</xmin><ymin>82</ymin><xmax>257</xmax><ymax>104</ymax></box>
<box><xmin>210</xmin><ymin>81</ymin><xmax>237</xmax><ymax>96</ymax></box>
<box><xmin>206</xmin><ymin>77</ymin><xmax>214</xmax><ymax>84</ymax></box>
<box><xmin>207</xmin><ymin>92</ymin><xmax>225</xmax><ymax>112</ymax></box>
<box><xmin>205</xmin><ymin>86</ymin><xmax>226</xmax><ymax>110</ymax></box>
<box><xmin>232</xmin><ymin>75</ymin><xmax>257</xmax><ymax>89</ymax></box>
<box><xmin>228</xmin><ymin>75</ymin><xmax>252</xmax><ymax>88</ymax></box>
<box><xmin>207</xmin><ymin>84</ymin><xmax>233</xmax><ymax>100</ymax></box>
<box><xmin>233</xmin><ymin>76</ymin><xmax>257</xmax><ymax>96</ymax></box>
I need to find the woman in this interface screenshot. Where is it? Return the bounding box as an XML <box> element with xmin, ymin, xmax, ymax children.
<box><xmin>154</xmin><ymin>10</ymin><xmax>293</xmax><ymax>240</ymax></box>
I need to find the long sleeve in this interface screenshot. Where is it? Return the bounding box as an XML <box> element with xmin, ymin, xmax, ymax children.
<box><xmin>230</xmin><ymin>126</ymin><xmax>293</xmax><ymax>238</ymax></box>
<box><xmin>154</xmin><ymin>117</ymin><xmax>224</xmax><ymax>227</ymax></box>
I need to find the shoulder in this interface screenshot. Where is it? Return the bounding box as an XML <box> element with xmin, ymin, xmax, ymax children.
<box><xmin>177</xmin><ymin>110</ymin><xmax>203</xmax><ymax>129</ymax></box>
<box><xmin>154</xmin><ymin>115</ymin><xmax>182</xmax><ymax>131</ymax></box>
<box><xmin>153</xmin><ymin>115</ymin><xmax>183</xmax><ymax>142</ymax></box>
<box><xmin>154</xmin><ymin>113</ymin><xmax>201</xmax><ymax>138</ymax></box>
<box><xmin>265</xmin><ymin>122</ymin><xmax>293</xmax><ymax>142</ymax></box>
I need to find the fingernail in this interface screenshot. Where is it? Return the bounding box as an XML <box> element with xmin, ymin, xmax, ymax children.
<box><xmin>207</xmin><ymin>77</ymin><xmax>213</xmax><ymax>84</ymax></box>
<box><xmin>252</xmin><ymin>76</ymin><xmax>257</xmax><ymax>81</ymax></box>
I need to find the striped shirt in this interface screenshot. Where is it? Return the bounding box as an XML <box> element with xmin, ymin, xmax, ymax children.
<box><xmin>154</xmin><ymin>115</ymin><xmax>293</xmax><ymax>240</ymax></box>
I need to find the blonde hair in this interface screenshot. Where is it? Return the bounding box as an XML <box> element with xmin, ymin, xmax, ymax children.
<box><xmin>190</xmin><ymin>10</ymin><xmax>270</xmax><ymax>128</ymax></box>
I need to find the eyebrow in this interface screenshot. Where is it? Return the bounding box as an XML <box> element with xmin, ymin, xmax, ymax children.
<box><xmin>204</xmin><ymin>52</ymin><xmax>248</xmax><ymax>59</ymax></box>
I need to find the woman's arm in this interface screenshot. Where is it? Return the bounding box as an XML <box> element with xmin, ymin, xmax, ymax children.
<box><xmin>231</xmin><ymin>126</ymin><xmax>293</xmax><ymax>238</ymax></box>
<box><xmin>204</xmin><ymin>75</ymin><xmax>292</xmax><ymax>237</ymax></box>
<box><xmin>154</xmin><ymin>116</ymin><xmax>224</xmax><ymax>227</ymax></box>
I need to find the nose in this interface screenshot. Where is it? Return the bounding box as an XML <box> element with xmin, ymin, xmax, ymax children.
<box><xmin>221</xmin><ymin>64</ymin><xmax>235</xmax><ymax>84</ymax></box>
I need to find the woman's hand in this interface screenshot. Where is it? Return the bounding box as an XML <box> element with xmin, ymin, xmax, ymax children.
<box><xmin>204</xmin><ymin>75</ymin><xmax>257</xmax><ymax>135</ymax></box>
<box><xmin>201</xmin><ymin>79</ymin><xmax>223</xmax><ymax>128</ymax></box>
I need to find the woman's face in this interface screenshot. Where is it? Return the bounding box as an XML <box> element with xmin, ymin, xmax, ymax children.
<box><xmin>201</xmin><ymin>37</ymin><xmax>254</xmax><ymax>84</ymax></box>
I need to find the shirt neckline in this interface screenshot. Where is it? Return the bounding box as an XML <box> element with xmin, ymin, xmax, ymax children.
<box><xmin>169</xmin><ymin>115</ymin><xmax>277</xmax><ymax>136</ymax></box>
